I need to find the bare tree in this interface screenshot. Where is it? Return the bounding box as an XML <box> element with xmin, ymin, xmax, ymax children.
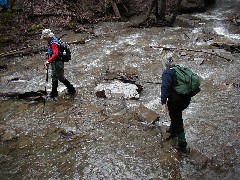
<box><xmin>170</xmin><ymin>0</ymin><xmax>183</xmax><ymax>25</ymax></box>
<box><xmin>145</xmin><ymin>0</ymin><xmax>158</xmax><ymax>21</ymax></box>
<box><xmin>111</xmin><ymin>0</ymin><xmax>121</xmax><ymax>18</ymax></box>
<box><xmin>159</xmin><ymin>0</ymin><xmax>166</xmax><ymax>20</ymax></box>
<box><xmin>138</xmin><ymin>0</ymin><xmax>183</xmax><ymax>27</ymax></box>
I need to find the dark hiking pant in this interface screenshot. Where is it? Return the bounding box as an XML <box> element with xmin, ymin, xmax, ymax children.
<box><xmin>51</xmin><ymin>60</ymin><xmax>75</xmax><ymax>95</ymax></box>
<box><xmin>167</xmin><ymin>98</ymin><xmax>190</xmax><ymax>146</ymax></box>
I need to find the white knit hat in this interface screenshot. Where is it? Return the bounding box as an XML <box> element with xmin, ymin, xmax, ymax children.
<box><xmin>41</xmin><ymin>29</ymin><xmax>54</xmax><ymax>39</ymax></box>
<box><xmin>162</xmin><ymin>56</ymin><xmax>176</xmax><ymax>67</ymax></box>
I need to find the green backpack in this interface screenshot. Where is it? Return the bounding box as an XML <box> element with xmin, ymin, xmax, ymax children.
<box><xmin>172</xmin><ymin>65</ymin><xmax>201</xmax><ymax>97</ymax></box>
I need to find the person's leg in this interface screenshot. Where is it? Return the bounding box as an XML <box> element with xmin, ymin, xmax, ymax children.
<box><xmin>168</xmin><ymin>103</ymin><xmax>184</xmax><ymax>137</ymax></box>
<box><xmin>55</xmin><ymin>61</ymin><xmax>76</xmax><ymax>95</ymax></box>
<box><xmin>50</xmin><ymin>61</ymin><xmax>58</xmax><ymax>97</ymax></box>
<box><xmin>168</xmin><ymin>100</ymin><xmax>190</xmax><ymax>153</ymax></box>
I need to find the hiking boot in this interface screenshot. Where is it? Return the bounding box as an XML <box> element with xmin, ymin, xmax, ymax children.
<box><xmin>47</xmin><ymin>92</ymin><xmax>58</xmax><ymax>101</ymax></box>
<box><xmin>166</xmin><ymin>127</ymin><xmax>176</xmax><ymax>137</ymax></box>
<box><xmin>49</xmin><ymin>80</ymin><xmax>58</xmax><ymax>98</ymax></box>
<box><xmin>176</xmin><ymin>141</ymin><xmax>190</xmax><ymax>154</ymax></box>
<box><xmin>65</xmin><ymin>89</ymin><xmax>76</xmax><ymax>96</ymax></box>
<box><xmin>176</xmin><ymin>145</ymin><xmax>190</xmax><ymax>154</ymax></box>
<box><xmin>165</xmin><ymin>127</ymin><xmax>177</xmax><ymax>141</ymax></box>
<box><xmin>48</xmin><ymin>91</ymin><xmax>58</xmax><ymax>98</ymax></box>
<box><xmin>61</xmin><ymin>78</ymin><xmax>76</xmax><ymax>96</ymax></box>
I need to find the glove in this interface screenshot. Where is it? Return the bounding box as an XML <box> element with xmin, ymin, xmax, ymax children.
<box><xmin>44</xmin><ymin>61</ymin><xmax>50</xmax><ymax>69</ymax></box>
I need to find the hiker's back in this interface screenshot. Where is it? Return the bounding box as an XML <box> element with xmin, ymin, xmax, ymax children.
<box><xmin>172</xmin><ymin>65</ymin><xmax>201</xmax><ymax>97</ymax></box>
<box><xmin>49</xmin><ymin>37</ymin><xmax>71</xmax><ymax>62</ymax></box>
<box><xmin>161</xmin><ymin>67</ymin><xmax>185</xmax><ymax>102</ymax></box>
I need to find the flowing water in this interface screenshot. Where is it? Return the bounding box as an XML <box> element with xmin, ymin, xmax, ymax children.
<box><xmin>0</xmin><ymin>1</ymin><xmax>240</xmax><ymax>179</ymax></box>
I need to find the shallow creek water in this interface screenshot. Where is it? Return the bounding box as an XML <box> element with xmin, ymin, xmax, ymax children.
<box><xmin>0</xmin><ymin>1</ymin><xmax>240</xmax><ymax>179</ymax></box>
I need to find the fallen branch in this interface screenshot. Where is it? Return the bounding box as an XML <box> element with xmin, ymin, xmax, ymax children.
<box><xmin>150</xmin><ymin>45</ymin><xmax>233</xmax><ymax>61</ymax></box>
<box><xmin>142</xmin><ymin>81</ymin><xmax>161</xmax><ymax>84</ymax></box>
<box><xmin>33</xmin><ymin>12</ymin><xmax>73</xmax><ymax>17</ymax></box>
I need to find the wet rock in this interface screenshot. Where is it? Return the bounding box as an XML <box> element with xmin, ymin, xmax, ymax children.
<box><xmin>188</xmin><ymin>149</ymin><xmax>208</xmax><ymax>169</ymax></box>
<box><xmin>1</xmin><ymin>130</ymin><xmax>17</xmax><ymax>141</ymax></box>
<box><xmin>194</xmin><ymin>57</ymin><xmax>205</xmax><ymax>65</ymax></box>
<box><xmin>104</xmin><ymin>70</ymin><xmax>143</xmax><ymax>93</ymax></box>
<box><xmin>96</xmin><ymin>90</ymin><xmax>106</xmax><ymax>98</ymax></box>
<box><xmin>95</xmin><ymin>80</ymin><xmax>140</xmax><ymax>99</ymax></box>
<box><xmin>18</xmin><ymin>138</ymin><xmax>32</xmax><ymax>149</ymax></box>
<box><xmin>134</xmin><ymin>104</ymin><xmax>159</xmax><ymax>124</ymax></box>
<box><xmin>0</xmin><ymin>64</ymin><xmax>7</xmax><ymax>71</ymax></box>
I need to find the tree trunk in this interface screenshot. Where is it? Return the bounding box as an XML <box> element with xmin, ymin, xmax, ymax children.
<box><xmin>9</xmin><ymin>0</ymin><xmax>16</xmax><ymax>10</ymax></box>
<box><xmin>159</xmin><ymin>0</ymin><xmax>166</xmax><ymax>20</ymax></box>
<box><xmin>145</xmin><ymin>0</ymin><xmax>156</xmax><ymax>21</ymax></box>
<box><xmin>154</xmin><ymin>0</ymin><xmax>159</xmax><ymax>20</ymax></box>
<box><xmin>30</xmin><ymin>0</ymin><xmax>34</xmax><ymax>17</ymax></box>
<box><xmin>111</xmin><ymin>0</ymin><xmax>121</xmax><ymax>18</ymax></box>
<box><xmin>170</xmin><ymin>0</ymin><xmax>183</xmax><ymax>25</ymax></box>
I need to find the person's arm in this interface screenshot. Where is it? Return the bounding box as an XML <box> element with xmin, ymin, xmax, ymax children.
<box><xmin>161</xmin><ymin>70</ymin><xmax>173</xmax><ymax>112</ymax></box>
<box><xmin>161</xmin><ymin>70</ymin><xmax>173</xmax><ymax>105</ymax></box>
<box><xmin>47</xmin><ymin>44</ymin><xmax>59</xmax><ymax>63</ymax></box>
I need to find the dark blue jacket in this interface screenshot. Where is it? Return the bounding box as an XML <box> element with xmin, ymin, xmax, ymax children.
<box><xmin>161</xmin><ymin>66</ymin><xmax>177</xmax><ymax>105</ymax></box>
<box><xmin>161</xmin><ymin>66</ymin><xmax>191</xmax><ymax>105</ymax></box>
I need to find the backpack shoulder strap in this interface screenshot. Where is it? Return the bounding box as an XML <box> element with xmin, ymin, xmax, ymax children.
<box><xmin>50</xmin><ymin>40</ymin><xmax>60</xmax><ymax>46</ymax></box>
<box><xmin>49</xmin><ymin>36</ymin><xmax>60</xmax><ymax>46</ymax></box>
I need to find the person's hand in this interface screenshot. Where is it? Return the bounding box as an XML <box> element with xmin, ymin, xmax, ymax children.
<box><xmin>44</xmin><ymin>61</ymin><xmax>50</xmax><ymax>69</ymax></box>
<box><xmin>162</xmin><ymin>104</ymin><xmax>168</xmax><ymax>113</ymax></box>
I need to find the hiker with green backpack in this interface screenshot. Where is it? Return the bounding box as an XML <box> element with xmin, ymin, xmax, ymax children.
<box><xmin>161</xmin><ymin>56</ymin><xmax>200</xmax><ymax>154</ymax></box>
<box><xmin>41</xmin><ymin>29</ymin><xmax>76</xmax><ymax>99</ymax></box>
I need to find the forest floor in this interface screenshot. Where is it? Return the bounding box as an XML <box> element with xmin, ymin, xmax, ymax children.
<box><xmin>0</xmin><ymin>0</ymin><xmax>150</xmax><ymax>53</ymax></box>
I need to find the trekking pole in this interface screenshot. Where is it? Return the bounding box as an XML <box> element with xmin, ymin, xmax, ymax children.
<box><xmin>43</xmin><ymin>64</ymin><xmax>49</xmax><ymax>114</ymax></box>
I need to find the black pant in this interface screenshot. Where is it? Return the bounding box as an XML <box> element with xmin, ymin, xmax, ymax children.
<box><xmin>51</xmin><ymin>60</ymin><xmax>75</xmax><ymax>93</ymax></box>
<box><xmin>167</xmin><ymin>98</ymin><xmax>190</xmax><ymax>135</ymax></box>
